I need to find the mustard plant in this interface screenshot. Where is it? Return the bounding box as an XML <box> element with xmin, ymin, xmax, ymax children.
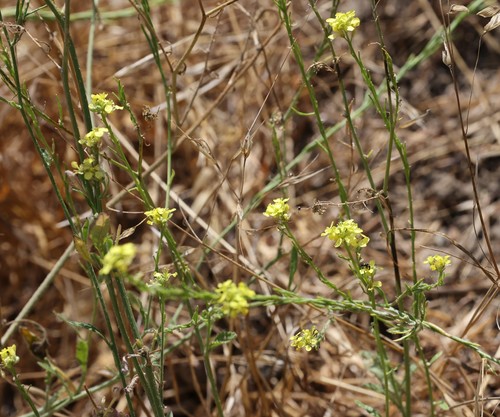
<box><xmin>263</xmin><ymin>197</ymin><xmax>291</xmax><ymax>223</ymax></box>
<box><xmin>144</xmin><ymin>207</ymin><xmax>176</xmax><ymax>227</ymax></box>
<box><xmin>290</xmin><ymin>327</ymin><xmax>321</xmax><ymax>352</ymax></box>
<box><xmin>0</xmin><ymin>344</ymin><xmax>19</xmax><ymax>370</ymax></box>
<box><xmin>214</xmin><ymin>280</ymin><xmax>256</xmax><ymax>318</ymax></box>
<box><xmin>1</xmin><ymin>1</ymin><xmax>498</xmax><ymax>417</ymax></box>
<box><xmin>326</xmin><ymin>10</ymin><xmax>361</xmax><ymax>39</ymax></box>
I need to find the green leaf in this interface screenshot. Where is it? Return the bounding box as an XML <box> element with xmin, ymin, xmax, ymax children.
<box><xmin>355</xmin><ymin>400</ymin><xmax>382</xmax><ymax>417</ymax></box>
<box><xmin>56</xmin><ymin>95</ymin><xmax>64</xmax><ymax>126</ymax></box>
<box><xmin>74</xmin><ymin>236</ymin><xmax>92</xmax><ymax>263</ymax></box>
<box><xmin>288</xmin><ymin>246</ymin><xmax>298</xmax><ymax>290</ymax></box>
<box><xmin>40</xmin><ymin>147</ymin><xmax>53</xmax><ymax>166</ymax></box>
<box><xmin>90</xmin><ymin>213</ymin><xmax>112</xmax><ymax>253</ymax></box>
<box><xmin>127</xmin><ymin>290</ymin><xmax>149</xmax><ymax>327</ymax></box>
<box><xmin>209</xmin><ymin>331</ymin><xmax>237</xmax><ymax>350</ymax></box>
<box><xmin>55</xmin><ymin>312</ymin><xmax>111</xmax><ymax>348</ymax></box>
<box><xmin>427</xmin><ymin>351</ymin><xmax>443</xmax><ymax>366</ymax></box>
<box><xmin>37</xmin><ymin>358</ymin><xmax>77</xmax><ymax>394</ymax></box>
<box><xmin>76</xmin><ymin>338</ymin><xmax>89</xmax><ymax>373</ymax></box>
<box><xmin>291</xmin><ymin>106</ymin><xmax>314</xmax><ymax>116</ymax></box>
<box><xmin>191</xmin><ymin>308</ymin><xmax>199</xmax><ymax>324</ymax></box>
<box><xmin>435</xmin><ymin>400</ymin><xmax>450</xmax><ymax>410</ymax></box>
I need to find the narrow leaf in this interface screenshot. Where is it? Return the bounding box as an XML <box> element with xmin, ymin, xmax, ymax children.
<box><xmin>119</xmin><ymin>226</ymin><xmax>136</xmax><ymax>240</ymax></box>
<box><xmin>76</xmin><ymin>338</ymin><xmax>89</xmax><ymax>372</ymax></box>
<box><xmin>74</xmin><ymin>236</ymin><xmax>92</xmax><ymax>263</ymax></box>
<box><xmin>209</xmin><ymin>331</ymin><xmax>237</xmax><ymax>350</ymax></box>
<box><xmin>56</xmin><ymin>313</ymin><xmax>111</xmax><ymax>348</ymax></box>
<box><xmin>90</xmin><ymin>213</ymin><xmax>111</xmax><ymax>252</ymax></box>
<box><xmin>288</xmin><ymin>246</ymin><xmax>298</xmax><ymax>290</ymax></box>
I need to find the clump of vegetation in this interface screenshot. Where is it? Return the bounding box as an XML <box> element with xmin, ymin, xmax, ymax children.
<box><xmin>1</xmin><ymin>1</ymin><xmax>499</xmax><ymax>416</ymax></box>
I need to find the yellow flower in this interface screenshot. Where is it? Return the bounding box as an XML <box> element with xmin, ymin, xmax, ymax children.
<box><xmin>215</xmin><ymin>280</ymin><xmax>255</xmax><ymax>318</ymax></box>
<box><xmin>326</xmin><ymin>10</ymin><xmax>360</xmax><ymax>39</ymax></box>
<box><xmin>144</xmin><ymin>207</ymin><xmax>176</xmax><ymax>227</ymax></box>
<box><xmin>71</xmin><ymin>157</ymin><xmax>105</xmax><ymax>182</ymax></box>
<box><xmin>263</xmin><ymin>198</ymin><xmax>291</xmax><ymax>222</ymax></box>
<box><xmin>424</xmin><ymin>255</ymin><xmax>451</xmax><ymax>273</ymax></box>
<box><xmin>290</xmin><ymin>327</ymin><xmax>321</xmax><ymax>351</ymax></box>
<box><xmin>321</xmin><ymin>219</ymin><xmax>369</xmax><ymax>249</ymax></box>
<box><xmin>0</xmin><ymin>344</ymin><xmax>19</xmax><ymax>368</ymax></box>
<box><xmin>359</xmin><ymin>260</ymin><xmax>377</xmax><ymax>280</ymax></box>
<box><xmin>80</xmin><ymin>127</ymin><xmax>108</xmax><ymax>147</ymax></box>
<box><xmin>150</xmin><ymin>269</ymin><xmax>177</xmax><ymax>287</ymax></box>
<box><xmin>100</xmin><ymin>243</ymin><xmax>137</xmax><ymax>275</ymax></box>
<box><xmin>89</xmin><ymin>93</ymin><xmax>123</xmax><ymax>115</ymax></box>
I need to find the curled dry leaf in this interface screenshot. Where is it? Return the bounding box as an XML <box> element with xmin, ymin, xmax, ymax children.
<box><xmin>442</xmin><ymin>41</ymin><xmax>452</xmax><ymax>66</ymax></box>
<box><xmin>484</xmin><ymin>13</ymin><xmax>500</xmax><ymax>33</ymax></box>
<box><xmin>449</xmin><ymin>5</ymin><xmax>469</xmax><ymax>14</ymax></box>
<box><xmin>477</xmin><ymin>5</ymin><xmax>500</xmax><ymax>18</ymax></box>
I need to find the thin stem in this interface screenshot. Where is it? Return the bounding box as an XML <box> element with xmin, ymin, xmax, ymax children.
<box><xmin>276</xmin><ymin>0</ymin><xmax>350</xmax><ymax>213</ymax></box>
<box><xmin>87</xmin><ymin>268</ymin><xmax>137</xmax><ymax>417</ymax></box>
<box><xmin>9</xmin><ymin>370</ymin><xmax>41</xmax><ymax>417</ymax></box>
<box><xmin>104</xmin><ymin>275</ymin><xmax>164</xmax><ymax>417</ymax></box>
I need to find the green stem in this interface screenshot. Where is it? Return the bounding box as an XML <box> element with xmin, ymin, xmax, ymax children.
<box><xmin>414</xmin><ymin>337</ymin><xmax>435</xmax><ymax>417</ymax></box>
<box><xmin>104</xmin><ymin>275</ymin><xmax>164</xmax><ymax>417</ymax></box>
<box><xmin>102</xmin><ymin>116</ymin><xmax>154</xmax><ymax>209</ymax></box>
<box><xmin>18</xmin><ymin>374</ymin><xmax>122</xmax><ymax>417</ymax></box>
<box><xmin>87</xmin><ymin>267</ymin><xmax>137</xmax><ymax>417</ymax></box>
<box><xmin>158</xmin><ymin>297</ymin><xmax>166</xmax><ymax>399</ymax></box>
<box><xmin>86</xmin><ymin>0</ymin><xmax>98</xmax><ymax>119</ymax></box>
<box><xmin>276</xmin><ymin>0</ymin><xmax>350</xmax><ymax>213</ymax></box>
<box><xmin>2</xmin><ymin>27</ymin><xmax>78</xmax><ymax>231</ymax></box>
<box><xmin>9</xmin><ymin>370</ymin><xmax>41</xmax><ymax>417</ymax></box>
<box><xmin>283</xmin><ymin>224</ymin><xmax>347</xmax><ymax>297</ymax></box>
<box><xmin>198</xmin><ymin>313</ymin><xmax>225</xmax><ymax>417</ymax></box>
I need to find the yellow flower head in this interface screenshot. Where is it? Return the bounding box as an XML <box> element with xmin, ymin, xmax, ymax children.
<box><xmin>0</xmin><ymin>344</ymin><xmax>19</xmax><ymax>368</ymax></box>
<box><xmin>144</xmin><ymin>207</ymin><xmax>176</xmax><ymax>227</ymax></box>
<box><xmin>100</xmin><ymin>243</ymin><xmax>137</xmax><ymax>275</ymax></box>
<box><xmin>290</xmin><ymin>327</ymin><xmax>321</xmax><ymax>351</ymax></box>
<box><xmin>359</xmin><ymin>260</ymin><xmax>377</xmax><ymax>280</ymax></box>
<box><xmin>89</xmin><ymin>93</ymin><xmax>123</xmax><ymax>115</ymax></box>
<box><xmin>263</xmin><ymin>198</ymin><xmax>291</xmax><ymax>222</ymax></box>
<box><xmin>80</xmin><ymin>127</ymin><xmax>108</xmax><ymax>148</ymax></box>
<box><xmin>424</xmin><ymin>255</ymin><xmax>451</xmax><ymax>273</ymax></box>
<box><xmin>150</xmin><ymin>269</ymin><xmax>177</xmax><ymax>287</ymax></box>
<box><xmin>326</xmin><ymin>10</ymin><xmax>360</xmax><ymax>39</ymax></box>
<box><xmin>71</xmin><ymin>157</ymin><xmax>105</xmax><ymax>182</ymax></box>
<box><xmin>321</xmin><ymin>219</ymin><xmax>369</xmax><ymax>249</ymax></box>
<box><xmin>215</xmin><ymin>280</ymin><xmax>255</xmax><ymax>318</ymax></box>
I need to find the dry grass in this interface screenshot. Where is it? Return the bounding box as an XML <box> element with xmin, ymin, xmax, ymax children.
<box><xmin>1</xmin><ymin>1</ymin><xmax>500</xmax><ymax>416</ymax></box>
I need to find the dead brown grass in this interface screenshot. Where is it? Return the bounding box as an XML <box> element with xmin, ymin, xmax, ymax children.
<box><xmin>1</xmin><ymin>1</ymin><xmax>500</xmax><ymax>416</ymax></box>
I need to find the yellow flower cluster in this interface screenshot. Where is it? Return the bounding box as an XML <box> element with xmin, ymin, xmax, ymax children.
<box><xmin>80</xmin><ymin>127</ymin><xmax>108</xmax><ymax>148</ymax></box>
<box><xmin>215</xmin><ymin>280</ymin><xmax>255</xmax><ymax>318</ymax></box>
<box><xmin>359</xmin><ymin>260</ymin><xmax>377</xmax><ymax>280</ymax></box>
<box><xmin>424</xmin><ymin>255</ymin><xmax>451</xmax><ymax>273</ymax></box>
<box><xmin>89</xmin><ymin>93</ymin><xmax>123</xmax><ymax>115</ymax></box>
<box><xmin>71</xmin><ymin>157</ymin><xmax>105</xmax><ymax>182</ymax></box>
<box><xmin>0</xmin><ymin>344</ymin><xmax>19</xmax><ymax>368</ymax></box>
<box><xmin>150</xmin><ymin>269</ymin><xmax>177</xmax><ymax>287</ymax></box>
<box><xmin>326</xmin><ymin>10</ymin><xmax>360</xmax><ymax>39</ymax></box>
<box><xmin>263</xmin><ymin>198</ymin><xmax>291</xmax><ymax>222</ymax></box>
<box><xmin>100</xmin><ymin>243</ymin><xmax>137</xmax><ymax>275</ymax></box>
<box><xmin>290</xmin><ymin>327</ymin><xmax>321</xmax><ymax>351</ymax></box>
<box><xmin>322</xmin><ymin>219</ymin><xmax>369</xmax><ymax>249</ymax></box>
<box><xmin>144</xmin><ymin>207</ymin><xmax>176</xmax><ymax>227</ymax></box>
